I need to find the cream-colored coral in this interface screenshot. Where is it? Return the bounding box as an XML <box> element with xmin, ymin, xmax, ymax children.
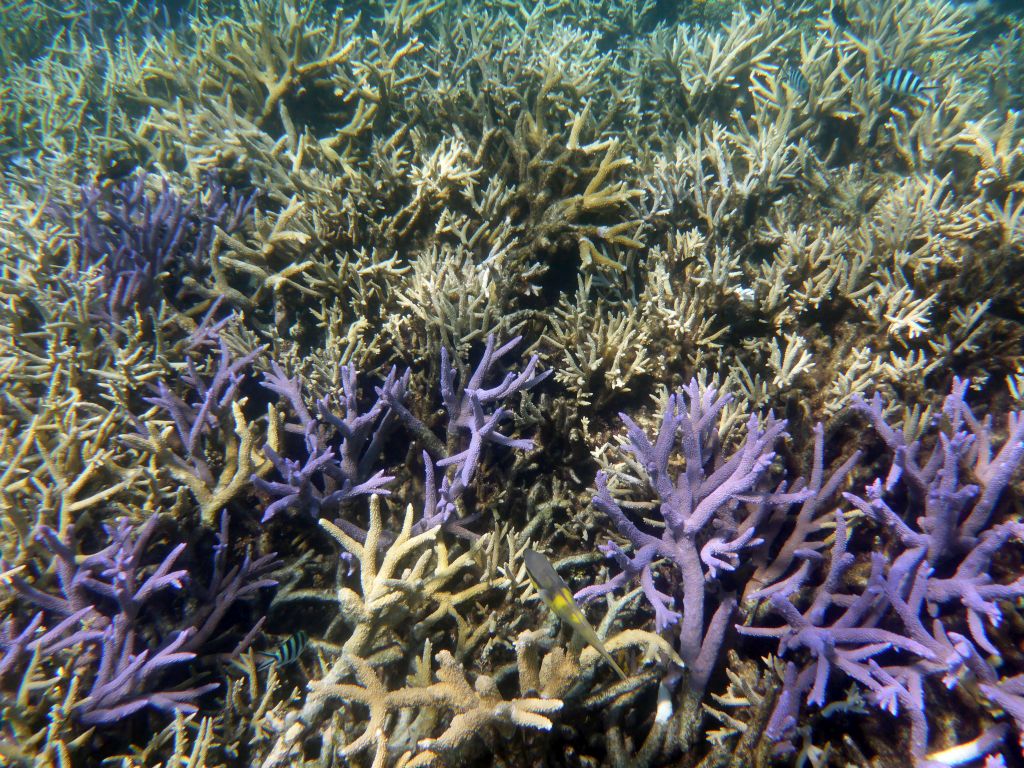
<box><xmin>767</xmin><ymin>333</ymin><xmax>815</xmax><ymax>390</ymax></box>
<box><xmin>298</xmin><ymin>649</ymin><xmax>561</xmax><ymax>768</ymax></box>
<box><xmin>104</xmin><ymin>712</ymin><xmax>220</xmax><ymax>768</ymax></box>
<box><xmin>544</xmin><ymin>275</ymin><xmax>652</xmax><ymax>408</ymax></box>
<box><xmin>704</xmin><ymin>652</ymin><xmax>781</xmax><ymax>748</ymax></box>
<box><xmin>640</xmin><ymin>7</ymin><xmax>793</xmax><ymax>121</ymax></box>
<box><xmin>260</xmin><ymin>499</ymin><xmax>562</xmax><ymax>767</ymax></box>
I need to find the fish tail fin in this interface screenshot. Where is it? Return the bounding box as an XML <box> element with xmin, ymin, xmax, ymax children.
<box><xmin>602</xmin><ymin>647</ymin><xmax>628</xmax><ymax>681</ymax></box>
<box><xmin>576</xmin><ymin>624</ymin><xmax>629</xmax><ymax>680</ymax></box>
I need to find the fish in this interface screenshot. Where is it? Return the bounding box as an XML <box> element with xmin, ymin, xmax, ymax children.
<box><xmin>522</xmin><ymin>549</ymin><xmax>626</xmax><ymax>680</ymax></box>
<box><xmin>256</xmin><ymin>630</ymin><xmax>308</xmax><ymax>672</ymax></box>
<box><xmin>784</xmin><ymin>66</ymin><xmax>810</xmax><ymax>97</ymax></box>
<box><xmin>988</xmin><ymin>69</ymin><xmax>1010</xmax><ymax>113</ymax></box>
<box><xmin>880</xmin><ymin>68</ymin><xmax>937</xmax><ymax>99</ymax></box>
<box><xmin>830</xmin><ymin>2</ymin><xmax>850</xmax><ymax>30</ymax></box>
<box><xmin>95</xmin><ymin>153</ymin><xmax>138</xmax><ymax>183</ymax></box>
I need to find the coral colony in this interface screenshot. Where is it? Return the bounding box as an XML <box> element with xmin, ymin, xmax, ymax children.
<box><xmin>2</xmin><ymin>0</ymin><xmax>1024</xmax><ymax>767</ymax></box>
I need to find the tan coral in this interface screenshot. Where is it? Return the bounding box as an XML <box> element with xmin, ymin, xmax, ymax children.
<box><xmin>296</xmin><ymin>650</ymin><xmax>561</xmax><ymax>768</ymax></box>
<box><xmin>123</xmin><ymin>399</ymin><xmax>278</xmax><ymax>526</ymax></box>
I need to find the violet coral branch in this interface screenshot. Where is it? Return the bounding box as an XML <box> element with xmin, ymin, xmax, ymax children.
<box><xmin>126</xmin><ymin>333</ymin><xmax>269</xmax><ymax>524</ymax></box>
<box><xmin>50</xmin><ymin>173</ymin><xmax>255</xmax><ymax>324</ymax></box>
<box><xmin>580</xmin><ymin>379</ymin><xmax>804</xmax><ymax>696</ymax></box>
<box><xmin>382</xmin><ymin>334</ymin><xmax>549</xmax><ymax>534</ymax></box>
<box><xmin>847</xmin><ymin>377</ymin><xmax>1024</xmax><ymax>560</ymax></box>
<box><xmin>745</xmin><ymin>379</ymin><xmax>1024</xmax><ymax>762</ymax></box>
<box><xmin>252</xmin><ymin>362</ymin><xmax>408</xmax><ymax>522</ymax></box>
<box><xmin>2</xmin><ymin>513</ymin><xmax>276</xmax><ymax>726</ymax></box>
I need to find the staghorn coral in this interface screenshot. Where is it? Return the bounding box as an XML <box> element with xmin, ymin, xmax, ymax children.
<box><xmin>0</xmin><ymin>511</ymin><xmax>276</xmax><ymax>762</ymax></box>
<box><xmin>261</xmin><ymin>497</ymin><xmax>519</xmax><ymax>766</ymax></box>
<box><xmin>544</xmin><ymin>275</ymin><xmax>653</xmax><ymax>409</ymax></box>
<box><xmin>298</xmin><ymin>648</ymin><xmax>561</xmax><ymax>768</ymax></box>
<box><xmin>742</xmin><ymin>379</ymin><xmax>1024</xmax><ymax>764</ymax></box>
<box><xmin>3</xmin><ymin>0</ymin><xmax>1024</xmax><ymax>764</ymax></box>
<box><xmin>133</xmin><ymin>0</ymin><xmax>430</xmax><ymax>160</ymax></box>
<box><xmin>125</xmin><ymin>334</ymin><xmax>276</xmax><ymax>525</ymax></box>
<box><xmin>638</xmin><ymin>7</ymin><xmax>794</xmax><ymax>130</ymax></box>
<box><xmin>382</xmin><ymin>334</ymin><xmax>550</xmax><ymax>535</ymax></box>
<box><xmin>45</xmin><ymin>172</ymin><xmax>256</xmax><ymax>325</ymax></box>
<box><xmin>576</xmin><ymin>379</ymin><xmax>811</xmax><ymax>759</ymax></box>
<box><xmin>103</xmin><ymin>711</ymin><xmax>223</xmax><ymax>768</ymax></box>
<box><xmin>253</xmin><ymin>360</ymin><xmax>406</xmax><ymax>523</ymax></box>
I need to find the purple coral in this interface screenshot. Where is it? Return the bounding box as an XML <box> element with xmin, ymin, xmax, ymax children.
<box><xmin>2</xmin><ymin>513</ymin><xmax>277</xmax><ymax>725</ymax></box>
<box><xmin>52</xmin><ymin>172</ymin><xmax>255</xmax><ymax>323</ymax></box>
<box><xmin>383</xmin><ymin>334</ymin><xmax>550</xmax><ymax>534</ymax></box>
<box><xmin>135</xmin><ymin>326</ymin><xmax>265</xmax><ymax>508</ymax></box>
<box><xmin>745</xmin><ymin>422</ymin><xmax>862</xmax><ymax>600</ymax></box>
<box><xmin>76</xmin><ymin>618</ymin><xmax>217</xmax><ymax>724</ymax></box>
<box><xmin>738</xmin><ymin>514</ymin><xmax>940</xmax><ymax>748</ymax></box>
<box><xmin>253</xmin><ymin>362</ymin><xmax>408</xmax><ymax>522</ymax></box>
<box><xmin>146</xmin><ymin>337</ymin><xmax>263</xmax><ymax>463</ymax></box>
<box><xmin>845</xmin><ymin>378</ymin><xmax>1024</xmax><ymax>562</ymax></box>
<box><xmin>743</xmin><ymin>379</ymin><xmax>1024</xmax><ymax>763</ymax></box>
<box><xmin>578</xmin><ymin>379</ymin><xmax>805</xmax><ymax>694</ymax></box>
<box><xmin>252</xmin><ymin>335</ymin><xmax>546</xmax><ymax>535</ymax></box>
<box><xmin>434</xmin><ymin>336</ymin><xmax>547</xmax><ymax>487</ymax></box>
<box><xmin>12</xmin><ymin>516</ymin><xmax>188</xmax><ymax>625</ymax></box>
<box><xmin>843</xmin><ymin>379</ymin><xmax>1024</xmax><ymax>664</ymax></box>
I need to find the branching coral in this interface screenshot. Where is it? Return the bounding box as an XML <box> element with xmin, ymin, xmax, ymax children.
<box><xmin>1</xmin><ymin>511</ymin><xmax>276</xmax><ymax>759</ymax></box>
<box><xmin>136</xmin><ymin>0</ymin><xmax>425</xmax><ymax>151</ymax></box>
<box><xmin>577</xmin><ymin>378</ymin><xmax>810</xmax><ymax>758</ymax></box>
<box><xmin>126</xmin><ymin>335</ymin><xmax>276</xmax><ymax>525</ymax></box>
<box><xmin>3</xmin><ymin>0</ymin><xmax>1024</xmax><ymax>765</ymax></box>
<box><xmin>253</xmin><ymin>361</ymin><xmax>406</xmax><ymax>522</ymax></box>
<box><xmin>47</xmin><ymin>173</ymin><xmax>256</xmax><ymax>323</ymax></box>
<box><xmin>742</xmin><ymin>379</ymin><xmax>1024</xmax><ymax>764</ymax></box>
<box><xmin>380</xmin><ymin>334</ymin><xmax>549</xmax><ymax>534</ymax></box>
<box><xmin>261</xmin><ymin>497</ymin><xmax>519</xmax><ymax>766</ymax></box>
<box><xmin>544</xmin><ymin>275</ymin><xmax>653</xmax><ymax>408</ymax></box>
<box><xmin>639</xmin><ymin>7</ymin><xmax>793</xmax><ymax>127</ymax></box>
<box><xmin>301</xmin><ymin>649</ymin><xmax>561</xmax><ymax>768</ymax></box>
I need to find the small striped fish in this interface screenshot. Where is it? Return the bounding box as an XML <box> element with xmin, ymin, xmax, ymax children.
<box><xmin>880</xmin><ymin>68</ymin><xmax>936</xmax><ymax>99</ymax></box>
<box><xmin>784</xmin><ymin>66</ymin><xmax>809</xmax><ymax>97</ymax></box>
<box><xmin>256</xmin><ymin>630</ymin><xmax>308</xmax><ymax>672</ymax></box>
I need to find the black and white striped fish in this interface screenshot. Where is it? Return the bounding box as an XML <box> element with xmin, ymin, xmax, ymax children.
<box><xmin>784</xmin><ymin>66</ymin><xmax>810</xmax><ymax>97</ymax></box>
<box><xmin>256</xmin><ymin>630</ymin><xmax>308</xmax><ymax>671</ymax></box>
<box><xmin>880</xmin><ymin>68</ymin><xmax>936</xmax><ymax>99</ymax></box>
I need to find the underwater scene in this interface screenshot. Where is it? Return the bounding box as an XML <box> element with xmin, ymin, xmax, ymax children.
<box><xmin>2</xmin><ymin>0</ymin><xmax>1024</xmax><ymax>766</ymax></box>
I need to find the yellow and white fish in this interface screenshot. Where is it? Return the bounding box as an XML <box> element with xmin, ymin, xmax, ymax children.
<box><xmin>523</xmin><ymin>548</ymin><xmax>626</xmax><ymax>680</ymax></box>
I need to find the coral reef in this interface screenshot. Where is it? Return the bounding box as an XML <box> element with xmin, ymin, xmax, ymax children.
<box><xmin>1</xmin><ymin>0</ymin><xmax>1023</xmax><ymax>765</ymax></box>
